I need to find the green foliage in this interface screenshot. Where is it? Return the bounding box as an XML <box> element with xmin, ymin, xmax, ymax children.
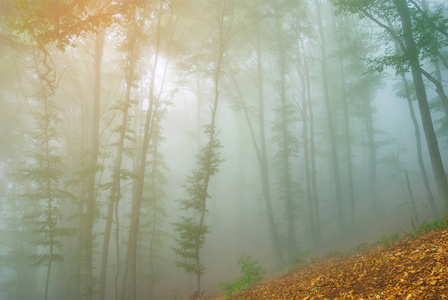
<box><xmin>0</xmin><ymin>184</ymin><xmax>40</xmax><ymax>298</ymax></box>
<box><xmin>173</xmin><ymin>217</ymin><xmax>209</xmax><ymax>275</ymax></box>
<box><xmin>173</xmin><ymin>126</ymin><xmax>223</xmax><ymax>280</ymax></box>
<box><xmin>178</xmin><ymin>135</ymin><xmax>223</xmax><ymax>211</ymax></box>
<box><xmin>19</xmin><ymin>132</ymin><xmax>75</xmax><ymax>268</ymax></box>
<box><xmin>138</xmin><ymin>122</ymin><xmax>170</xmax><ymax>286</ymax></box>
<box><xmin>334</xmin><ymin>0</ymin><xmax>448</xmax><ymax>77</ymax></box>
<box><xmin>271</xmin><ymin>95</ymin><xmax>301</xmax><ymax>236</ymax></box>
<box><xmin>410</xmin><ymin>217</ymin><xmax>448</xmax><ymax>238</ymax></box>
<box><xmin>18</xmin><ymin>106</ymin><xmax>76</xmax><ymax>269</ymax></box>
<box><xmin>220</xmin><ymin>255</ymin><xmax>266</xmax><ymax>299</ymax></box>
<box><xmin>366</xmin><ymin>53</ymin><xmax>410</xmax><ymax>75</ymax></box>
<box><xmin>377</xmin><ymin>232</ymin><xmax>400</xmax><ymax>247</ymax></box>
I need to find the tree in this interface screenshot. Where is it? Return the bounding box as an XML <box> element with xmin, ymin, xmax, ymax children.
<box><xmin>297</xmin><ymin>33</ymin><xmax>322</xmax><ymax>241</ymax></box>
<box><xmin>173</xmin><ymin>0</ymin><xmax>232</xmax><ymax>293</ymax></box>
<box><xmin>392</xmin><ymin>43</ymin><xmax>439</xmax><ymax>219</ymax></box>
<box><xmin>272</xmin><ymin>8</ymin><xmax>301</xmax><ymax>257</ymax></box>
<box><xmin>315</xmin><ymin>0</ymin><xmax>344</xmax><ymax>229</ymax></box>
<box><xmin>173</xmin><ymin>126</ymin><xmax>224</xmax><ymax>293</ymax></box>
<box><xmin>334</xmin><ymin>0</ymin><xmax>448</xmax><ymax>210</ymax></box>
<box><xmin>97</xmin><ymin>7</ymin><xmax>141</xmax><ymax>300</ymax></box>
<box><xmin>393</xmin><ymin>0</ymin><xmax>448</xmax><ymax>208</ymax></box>
<box><xmin>227</xmin><ymin>0</ymin><xmax>286</xmax><ymax>266</ymax></box>
<box><xmin>79</xmin><ymin>25</ymin><xmax>105</xmax><ymax>300</ymax></box>
<box><xmin>4</xmin><ymin>0</ymin><xmax>125</xmax><ymax>50</ymax></box>
<box><xmin>0</xmin><ymin>172</ymin><xmax>40</xmax><ymax>299</ymax></box>
<box><xmin>121</xmin><ymin>1</ymin><xmax>171</xmax><ymax>299</ymax></box>
<box><xmin>19</xmin><ymin>47</ymin><xmax>75</xmax><ymax>300</ymax></box>
<box><xmin>332</xmin><ymin>10</ymin><xmax>356</xmax><ymax>226</ymax></box>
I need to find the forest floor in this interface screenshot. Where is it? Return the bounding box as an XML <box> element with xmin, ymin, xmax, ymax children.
<box><xmin>209</xmin><ymin>221</ymin><xmax>448</xmax><ymax>300</ymax></box>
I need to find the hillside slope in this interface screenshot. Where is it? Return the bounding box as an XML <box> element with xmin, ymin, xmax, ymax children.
<box><xmin>219</xmin><ymin>226</ymin><xmax>448</xmax><ymax>299</ymax></box>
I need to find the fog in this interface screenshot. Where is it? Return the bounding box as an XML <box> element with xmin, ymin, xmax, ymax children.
<box><xmin>1</xmin><ymin>0</ymin><xmax>448</xmax><ymax>299</ymax></box>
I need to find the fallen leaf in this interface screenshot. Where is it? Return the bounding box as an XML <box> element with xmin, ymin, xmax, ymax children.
<box><xmin>216</xmin><ymin>228</ymin><xmax>448</xmax><ymax>300</ymax></box>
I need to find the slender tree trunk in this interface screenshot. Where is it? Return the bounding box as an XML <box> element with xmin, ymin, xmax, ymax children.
<box><xmin>113</xmin><ymin>186</ymin><xmax>120</xmax><ymax>300</ymax></box>
<box><xmin>300</xmin><ymin>69</ymin><xmax>316</xmax><ymax>241</ymax></box>
<box><xmin>73</xmin><ymin>69</ymin><xmax>89</xmax><ymax>299</ymax></box>
<box><xmin>147</xmin><ymin>81</ymin><xmax>168</xmax><ymax>299</ymax></box>
<box><xmin>393</xmin><ymin>0</ymin><xmax>448</xmax><ymax>210</ymax></box>
<box><xmin>197</xmin><ymin>72</ymin><xmax>202</xmax><ymax>150</ymax></box>
<box><xmin>148</xmin><ymin>197</ymin><xmax>158</xmax><ymax>300</ymax></box>
<box><xmin>196</xmin><ymin>23</ymin><xmax>223</xmax><ymax>296</ymax></box>
<box><xmin>405</xmin><ymin>171</ymin><xmax>420</xmax><ymax>224</ymax></box>
<box><xmin>433</xmin><ymin>59</ymin><xmax>448</xmax><ymax>124</ymax></box>
<box><xmin>399</xmin><ymin>70</ymin><xmax>438</xmax><ymax>219</ymax></box>
<box><xmin>275</xmin><ymin>16</ymin><xmax>297</xmax><ymax>258</ymax></box>
<box><xmin>98</xmin><ymin>25</ymin><xmax>137</xmax><ymax>300</ymax></box>
<box><xmin>44</xmin><ymin>97</ymin><xmax>54</xmax><ymax>300</ymax></box>
<box><xmin>361</xmin><ymin>83</ymin><xmax>377</xmax><ymax>208</ymax></box>
<box><xmin>236</xmin><ymin>116</ymin><xmax>247</xmax><ymax>232</ymax></box>
<box><xmin>256</xmin><ymin>32</ymin><xmax>285</xmax><ymax>266</ymax></box>
<box><xmin>342</xmin><ymin>70</ymin><xmax>356</xmax><ymax>224</ymax></box>
<box><xmin>304</xmin><ymin>53</ymin><xmax>321</xmax><ymax>238</ymax></box>
<box><xmin>83</xmin><ymin>26</ymin><xmax>105</xmax><ymax>300</ymax></box>
<box><xmin>297</xmin><ymin>40</ymin><xmax>319</xmax><ymax>243</ymax></box>
<box><xmin>230</xmin><ymin>24</ymin><xmax>285</xmax><ymax>266</ymax></box>
<box><xmin>329</xmin><ymin>0</ymin><xmax>355</xmax><ymax>227</ymax></box>
<box><xmin>335</xmin><ymin>44</ymin><xmax>355</xmax><ymax>226</ymax></box>
<box><xmin>390</xmin><ymin>21</ymin><xmax>437</xmax><ymax>218</ymax></box>
<box><xmin>315</xmin><ymin>0</ymin><xmax>344</xmax><ymax>230</ymax></box>
<box><xmin>193</xmin><ymin>2</ymin><xmax>231</xmax><ymax>291</ymax></box>
<box><xmin>123</xmin><ymin>2</ymin><xmax>163</xmax><ymax>299</ymax></box>
<box><xmin>229</xmin><ymin>33</ymin><xmax>285</xmax><ymax>265</ymax></box>
<box><xmin>121</xmin><ymin>105</ymin><xmax>145</xmax><ymax>300</ymax></box>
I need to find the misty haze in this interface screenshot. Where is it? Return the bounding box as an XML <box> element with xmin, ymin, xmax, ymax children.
<box><xmin>0</xmin><ymin>0</ymin><xmax>448</xmax><ymax>299</ymax></box>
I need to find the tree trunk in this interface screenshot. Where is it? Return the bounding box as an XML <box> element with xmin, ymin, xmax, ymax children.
<box><xmin>393</xmin><ymin>0</ymin><xmax>448</xmax><ymax>209</ymax></box>
<box><xmin>301</xmin><ymin>68</ymin><xmax>316</xmax><ymax>241</ymax></box>
<box><xmin>123</xmin><ymin>1</ymin><xmax>163</xmax><ymax>299</ymax></box>
<box><xmin>98</xmin><ymin>23</ymin><xmax>136</xmax><ymax>300</ymax></box>
<box><xmin>83</xmin><ymin>26</ymin><xmax>105</xmax><ymax>300</ymax></box>
<box><xmin>297</xmin><ymin>38</ymin><xmax>320</xmax><ymax>243</ymax></box>
<box><xmin>256</xmin><ymin>33</ymin><xmax>285</xmax><ymax>266</ymax></box>
<box><xmin>148</xmin><ymin>194</ymin><xmax>158</xmax><ymax>300</ymax></box>
<box><xmin>335</xmin><ymin>38</ymin><xmax>355</xmax><ymax>227</ymax></box>
<box><xmin>275</xmin><ymin>16</ymin><xmax>297</xmax><ymax>258</ymax></box>
<box><xmin>361</xmin><ymin>83</ymin><xmax>377</xmax><ymax>209</ymax></box>
<box><xmin>315</xmin><ymin>0</ymin><xmax>344</xmax><ymax>230</ymax></box>
<box><xmin>405</xmin><ymin>171</ymin><xmax>420</xmax><ymax>224</ymax></box>
<box><xmin>305</xmin><ymin>55</ymin><xmax>321</xmax><ymax>238</ymax></box>
<box><xmin>399</xmin><ymin>70</ymin><xmax>438</xmax><ymax>219</ymax></box>
<box><xmin>433</xmin><ymin>59</ymin><xmax>448</xmax><ymax>127</ymax></box>
<box><xmin>229</xmin><ymin>28</ymin><xmax>285</xmax><ymax>265</ymax></box>
<box><xmin>44</xmin><ymin>97</ymin><xmax>54</xmax><ymax>300</ymax></box>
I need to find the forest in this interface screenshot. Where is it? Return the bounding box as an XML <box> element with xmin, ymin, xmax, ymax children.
<box><xmin>0</xmin><ymin>0</ymin><xmax>447</xmax><ymax>299</ymax></box>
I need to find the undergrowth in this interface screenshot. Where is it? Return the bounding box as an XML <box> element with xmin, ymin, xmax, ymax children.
<box><xmin>375</xmin><ymin>216</ymin><xmax>448</xmax><ymax>248</ymax></box>
<box><xmin>283</xmin><ymin>249</ymin><xmax>310</xmax><ymax>273</ymax></box>
<box><xmin>220</xmin><ymin>255</ymin><xmax>265</xmax><ymax>299</ymax></box>
<box><xmin>377</xmin><ymin>232</ymin><xmax>400</xmax><ymax>247</ymax></box>
<box><xmin>409</xmin><ymin>216</ymin><xmax>448</xmax><ymax>238</ymax></box>
<box><xmin>220</xmin><ymin>217</ymin><xmax>448</xmax><ymax>299</ymax></box>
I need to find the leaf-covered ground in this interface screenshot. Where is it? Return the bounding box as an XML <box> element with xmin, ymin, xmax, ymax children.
<box><xmin>211</xmin><ymin>227</ymin><xmax>448</xmax><ymax>299</ymax></box>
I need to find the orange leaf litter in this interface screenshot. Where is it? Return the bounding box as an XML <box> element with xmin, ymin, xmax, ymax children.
<box><xmin>211</xmin><ymin>227</ymin><xmax>448</xmax><ymax>300</ymax></box>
